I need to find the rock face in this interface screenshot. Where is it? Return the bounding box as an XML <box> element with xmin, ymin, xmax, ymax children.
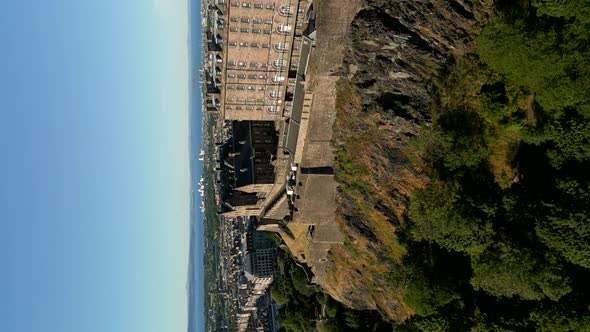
<box><xmin>314</xmin><ymin>0</ymin><xmax>495</xmax><ymax>322</ymax></box>
<box><xmin>345</xmin><ymin>0</ymin><xmax>493</xmax><ymax>120</ymax></box>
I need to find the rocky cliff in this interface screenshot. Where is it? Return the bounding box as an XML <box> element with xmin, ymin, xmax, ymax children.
<box><xmin>345</xmin><ymin>0</ymin><xmax>493</xmax><ymax>119</ymax></box>
<box><xmin>314</xmin><ymin>0</ymin><xmax>496</xmax><ymax>323</ymax></box>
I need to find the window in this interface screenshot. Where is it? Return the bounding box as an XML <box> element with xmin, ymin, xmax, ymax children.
<box><xmin>228</xmin><ymin>61</ymin><xmax>237</xmax><ymax>67</ymax></box>
<box><xmin>229</xmin><ymin>41</ymin><xmax>238</xmax><ymax>46</ymax></box>
<box><xmin>228</xmin><ymin>74</ymin><xmax>236</xmax><ymax>78</ymax></box>
<box><xmin>246</xmin><ymin>106</ymin><xmax>254</xmax><ymax>110</ymax></box>
<box><xmin>238</xmin><ymin>62</ymin><xmax>246</xmax><ymax>67</ymax></box>
<box><xmin>227</xmin><ymin>85</ymin><xmax>235</xmax><ymax>90</ymax></box>
<box><xmin>272</xmin><ymin>76</ymin><xmax>285</xmax><ymax>84</ymax></box>
<box><xmin>247</xmin><ymin>86</ymin><xmax>255</xmax><ymax>90</ymax></box>
<box><xmin>250</xmin><ymin>42</ymin><xmax>259</xmax><ymax>48</ymax></box>
<box><xmin>247</xmin><ymin>98</ymin><xmax>255</xmax><ymax>102</ymax></box>
<box><xmin>254</xmin><ymin>4</ymin><xmax>263</xmax><ymax>9</ymax></box>
<box><xmin>279</xmin><ymin>5</ymin><xmax>292</xmax><ymax>16</ymax></box>
<box><xmin>259</xmin><ymin>75</ymin><xmax>267</xmax><ymax>79</ymax></box>
<box><xmin>261</xmin><ymin>63</ymin><xmax>268</xmax><ymax>68</ymax></box>
<box><xmin>227</xmin><ymin>97</ymin><xmax>234</xmax><ymax>102</ymax></box>
<box><xmin>252</xmin><ymin>19</ymin><xmax>262</xmax><ymax>24</ymax></box>
<box><xmin>240</xmin><ymin>18</ymin><xmax>250</xmax><ymax>23</ymax></box>
<box><xmin>239</xmin><ymin>42</ymin><xmax>249</xmax><ymax>47</ymax></box>
<box><xmin>258</xmin><ymin>86</ymin><xmax>266</xmax><ymax>91</ymax></box>
<box><xmin>265</xmin><ymin>4</ymin><xmax>274</xmax><ymax>10</ymax></box>
<box><xmin>236</xmin><ymin>106</ymin><xmax>243</xmax><ymax>110</ymax></box>
<box><xmin>227</xmin><ymin>105</ymin><xmax>234</xmax><ymax>110</ymax></box>
<box><xmin>242</xmin><ymin>3</ymin><xmax>251</xmax><ymax>8</ymax></box>
<box><xmin>240</xmin><ymin>28</ymin><xmax>249</xmax><ymax>33</ymax></box>
<box><xmin>277</xmin><ymin>24</ymin><xmax>292</xmax><ymax>34</ymax></box>
<box><xmin>249</xmin><ymin>63</ymin><xmax>257</xmax><ymax>68</ymax></box>
<box><xmin>264</xmin><ymin>19</ymin><xmax>273</xmax><ymax>25</ymax></box>
<box><xmin>247</xmin><ymin>74</ymin><xmax>257</xmax><ymax>79</ymax></box>
<box><xmin>263</xmin><ymin>29</ymin><xmax>271</xmax><ymax>34</ymax></box>
<box><xmin>230</xmin><ymin>17</ymin><xmax>239</xmax><ymax>22</ymax></box>
<box><xmin>252</xmin><ymin>28</ymin><xmax>261</xmax><ymax>34</ymax></box>
<box><xmin>231</xmin><ymin>2</ymin><xmax>239</xmax><ymax>7</ymax></box>
<box><xmin>262</xmin><ymin>43</ymin><xmax>270</xmax><ymax>48</ymax></box>
<box><xmin>238</xmin><ymin>74</ymin><xmax>246</xmax><ymax>79</ymax></box>
<box><xmin>256</xmin><ymin>98</ymin><xmax>264</xmax><ymax>103</ymax></box>
<box><xmin>274</xmin><ymin>42</ymin><xmax>288</xmax><ymax>52</ymax></box>
<box><xmin>256</xmin><ymin>107</ymin><xmax>263</xmax><ymax>111</ymax></box>
<box><xmin>230</xmin><ymin>27</ymin><xmax>238</xmax><ymax>32</ymax></box>
<box><xmin>237</xmin><ymin>85</ymin><xmax>245</xmax><ymax>90</ymax></box>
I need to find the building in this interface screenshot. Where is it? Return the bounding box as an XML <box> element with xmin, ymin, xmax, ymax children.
<box><xmin>223</xmin><ymin>0</ymin><xmax>296</xmax><ymax>120</ymax></box>
<box><xmin>206</xmin><ymin>0</ymin><xmax>314</xmax><ymax>217</ymax></box>
<box><xmin>244</xmin><ymin>224</ymin><xmax>276</xmax><ymax>277</ymax></box>
<box><xmin>219</xmin><ymin>121</ymin><xmax>279</xmax><ymax>217</ymax></box>
<box><xmin>234</xmin><ymin>217</ymin><xmax>278</xmax><ymax>332</ymax></box>
<box><xmin>206</xmin><ymin>0</ymin><xmax>309</xmax><ymax>121</ymax></box>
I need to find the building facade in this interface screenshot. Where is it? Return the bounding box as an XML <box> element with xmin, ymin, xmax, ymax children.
<box><xmin>206</xmin><ymin>0</ymin><xmax>313</xmax><ymax>217</ymax></box>
<box><xmin>223</xmin><ymin>0</ymin><xmax>297</xmax><ymax>120</ymax></box>
<box><xmin>219</xmin><ymin>121</ymin><xmax>279</xmax><ymax>217</ymax></box>
<box><xmin>206</xmin><ymin>0</ymin><xmax>310</xmax><ymax>121</ymax></box>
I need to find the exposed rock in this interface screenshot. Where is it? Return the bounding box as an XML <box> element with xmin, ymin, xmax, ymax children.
<box><xmin>316</xmin><ymin>0</ymin><xmax>496</xmax><ymax>323</ymax></box>
<box><xmin>345</xmin><ymin>0</ymin><xmax>494</xmax><ymax>120</ymax></box>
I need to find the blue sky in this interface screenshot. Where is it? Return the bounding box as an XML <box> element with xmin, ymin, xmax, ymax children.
<box><xmin>0</xmin><ymin>1</ymin><xmax>191</xmax><ymax>331</ymax></box>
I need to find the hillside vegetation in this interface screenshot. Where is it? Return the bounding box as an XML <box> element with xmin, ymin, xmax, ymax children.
<box><xmin>402</xmin><ymin>0</ymin><xmax>590</xmax><ymax>330</ymax></box>
<box><xmin>332</xmin><ymin>0</ymin><xmax>590</xmax><ymax>330</ymax></box>
<box><xmin>272</xmin><ymin>250</ymin><xmax>394</xmax><ymax>332</ymax></box>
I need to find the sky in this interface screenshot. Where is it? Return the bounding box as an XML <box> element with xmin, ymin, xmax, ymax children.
<box><xmin>0</xmin><ymin>1</ymin><xmax>191</xmax><ymax>331</ymax></box>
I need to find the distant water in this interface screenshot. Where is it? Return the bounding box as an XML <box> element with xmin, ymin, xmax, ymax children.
<box><xmin>187</xmin><ymin>0</ymin><xmax>204</xmax><ymax>331</ymax></box>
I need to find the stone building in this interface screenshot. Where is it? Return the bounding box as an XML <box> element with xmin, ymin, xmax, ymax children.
<box><xmin>206</xmin><ymin>0</ymin><xmax>310</xmax><ymax>121</ymax></box>
<box><xmin>206</xmin><ymin>0</ymin><xmax>313</xmax><ymax>217</ymax></box>
<box><xmin>219</xmin><ymin>121</ymin><xmax>279</xmax><ymax>217</ymax></box>
<box><xmin>223</xmin><ymin>0</ymin><xmax>297</xmax><ymax>120</ymax></box>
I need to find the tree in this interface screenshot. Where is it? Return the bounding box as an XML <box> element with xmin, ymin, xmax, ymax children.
<box><xmin>470</xmin><ymin>242</ymin><xmax>571</xmax><ymax>301</ymax></box>
<box><xmin>530</xmin><ymin>303</ymin><xmax>590</xmax><ymax>332</ymax></box>
<box><xmin>478</xmin><ymin>10</ymin><xmax>590</xmax><ymax>117</ymax></box>
<box><xmin>536</xmin><ymin>210</ymin><xmax>590</xmax><ymax>268</ymax></box>
<box><xmin>412</xmin><ymin>315</ymin><xmax>451</xmax><ymax>332</ymax></box>
<box><xmin>410</xmin><ymin>183</ymin><xmax>495</xmax><ymax>255</ymax></box>
<box><xmin>271</xmin><ymin>276</ymin><xmax>293</xmax><ymax>305</ymax></box>
<box><xmin>544</xmin><ymin>113</ymin><xmax>590</xmax><ymax>168</ymax></box>
<box><xmin>280</xmin><ymin>308</ymin><xmax>315</xmax><ymax>332</ymax></box>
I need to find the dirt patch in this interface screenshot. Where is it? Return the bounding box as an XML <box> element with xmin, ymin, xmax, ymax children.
<box><xmin>527</xmin><ymin>92</ymin><xmax>538</xmax><ymax>127</ymax></box>
<box><xmin>279</xmin><ymin>223</ymin><xmax>311</xmax><ymax>262</ymax></box>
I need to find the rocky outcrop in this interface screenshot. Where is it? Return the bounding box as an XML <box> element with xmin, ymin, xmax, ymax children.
<box><xmin>345</xmin><ymin>0</ymin><xmax>493</xmax><ymax>120</ymax></box>
<box><xmin>317</xmin><ymin>0</ymin><xmax>495</xmax><ymax>323</ymax></box>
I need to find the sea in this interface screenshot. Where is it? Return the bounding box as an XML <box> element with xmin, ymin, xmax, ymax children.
<box><xmin>187</xmin><ymin>0</ymin><xmax>204</xmax><ymax>331</ymax></box>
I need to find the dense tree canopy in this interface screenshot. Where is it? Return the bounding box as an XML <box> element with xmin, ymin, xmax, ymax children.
<box><xmin>410</xmin><ymin>182</ymin><xmax>494</xmax><ymax>255</ymax></box>
<box><xmin>470</xmin><ymin>242</ymin><xmax>571</xmax><ymax>301</ymax></box>
<box><xmin>399</xmin><ymin>0</ymin><xmax>590</xmax><ymax>330</ymax></box>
